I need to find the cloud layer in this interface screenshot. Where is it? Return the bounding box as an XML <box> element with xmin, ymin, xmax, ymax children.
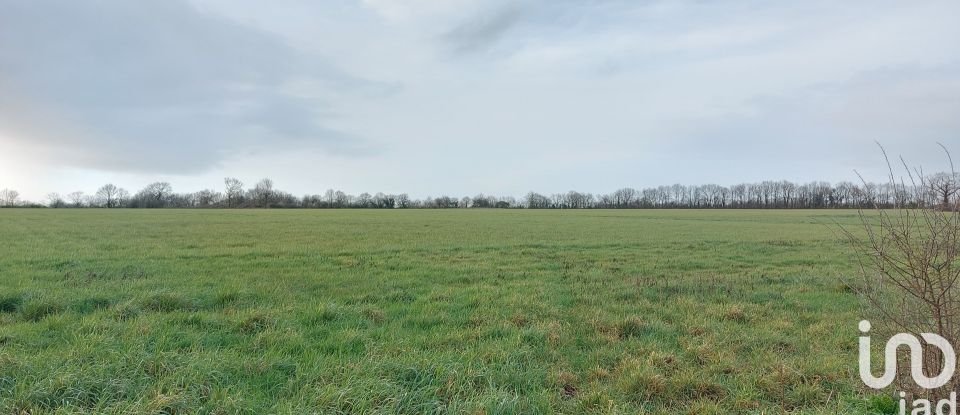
<box><xmin>0</xmin><ymin>0</ymin><xmax>373</xmax><ymax>173</ymax></box>
<box><xmin>1</xmin><ymin>0</ymin><xmax>958</xmax><ymax>199</ymax></box>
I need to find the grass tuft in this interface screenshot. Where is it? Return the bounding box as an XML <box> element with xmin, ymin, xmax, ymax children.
<box><xmin>617</xmin><ymin>317</ymin><xmax>649</xmax><ymax>339</ymax></box>
<box><xmin>72</xmin><ymin>296</ymin><xmax>113</xmax><ymax>314</ymax></box>
<box><xmin>238</xmin><ymin>313</ymin><xmax>274</xmax><ymax>334</ymax></box>
<box><xmin>141</xmin><ymin>293</ymin><xmax>195</xmax><ymax>313</ymax></box>
<box><xmin>0</xmin><ymin>294</ymin><xmax>21</xmax><ymax>313</ymax></box>
<box><xmin>111</xmin><ymin>300</ymin><xmax>142</xmax><ymax>320</ymax></box>
<box><xmin>19</xmin><ymin>299</ymin><xmax>63</xmax><ymax>321</ymax></box>
<box><xmin>212</xmin><ymin>291</ymin><xmax>241</xmax><ymax>308</ymax></box>
<box><xmin>868</xmin><ymin>394</ymin><xmax>898</xmax><ymax>415</ymax></box>
<box><xmin>722</xmin><ymin>305</ymin><xmax>749</xmax><ymax>323</ymax></box>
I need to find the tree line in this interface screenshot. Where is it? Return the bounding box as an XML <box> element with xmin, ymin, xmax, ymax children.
<box><xmin>1</xmin><ymin>173</ymin><xmax>958</xmax><ymax>209</ymax></box>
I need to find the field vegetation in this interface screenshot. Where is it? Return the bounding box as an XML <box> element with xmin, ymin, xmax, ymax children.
<box><xmin>0</xmin><ymin>209</ymin><xmax>874</xmax><ymax>414</ymax></box>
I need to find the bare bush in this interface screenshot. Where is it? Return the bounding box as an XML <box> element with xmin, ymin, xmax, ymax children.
<box><xmin>843</xmin><ymin>144</ymin><xmax>960</xmax><ymax>399</ymax></box>
<box><xmin>0</xmin><ymin>188</ymin><xmax>20</xmax><ymax>207</ymax></box>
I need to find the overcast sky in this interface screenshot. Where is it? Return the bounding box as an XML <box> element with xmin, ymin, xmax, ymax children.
<box><xmin>1</xmin><ymin>0</ymin><xmax>959</xmax><ymax>201</ymax></box>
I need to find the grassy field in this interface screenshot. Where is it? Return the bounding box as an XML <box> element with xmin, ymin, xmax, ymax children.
<box><xmin>0</xmin><ymin>209</ymin><xmax>873</xmax><ymax>414</ymax></box>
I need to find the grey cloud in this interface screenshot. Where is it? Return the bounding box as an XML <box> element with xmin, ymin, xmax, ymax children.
<box><xmin>657</xmin><ymin>66</ymin><xmax>960</xmax><ymax>182</ymax></box>
<box><xmin>442</xmin><ymin>4</ymin><xmax>526</xmax><ymax>54</ymax></box>
<box><xmin>0</xmin><ymin>0</ymin><xmax>374</xmax><ymax>174</ymax></box>
<box><xmin>438</xmin><ymin>1</ymin><xmax>663</xmax><ymax>57</ymax></box>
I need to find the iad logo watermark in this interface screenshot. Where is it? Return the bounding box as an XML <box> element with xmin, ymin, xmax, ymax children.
<box><xmin>859</xmin><ymin>320</ymin><xmax>958</xmax><ymax>414</ymax></box>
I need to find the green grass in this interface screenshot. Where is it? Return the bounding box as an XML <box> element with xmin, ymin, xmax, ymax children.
<box><xmin>0</xmin><ymin>209</ymin><xmax>875</xmax><ymax>413</ymax></box>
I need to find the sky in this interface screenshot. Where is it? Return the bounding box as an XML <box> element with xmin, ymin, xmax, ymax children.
<box><xmin>1</xmin><ymin>0</ymin><xmax>959</xmax><ymax>201</ymax></box>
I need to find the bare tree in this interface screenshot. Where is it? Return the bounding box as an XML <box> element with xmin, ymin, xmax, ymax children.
<box><xmin>224</xmin><ymin>177</ymin><xmax>244</xmax><ymax>208</ymax></box>
<box><xmin>334</xmin><ymin>190</ymin><xmax>348</xmax><ymax>208</ymax></box>
<box><xmin>396</xmin><ymin>193</ymin><xmax>410</xmax><ymax>209</ymax></box>
<box><xmin>323</xmin><ymin>189</ymin><xmax>336</xmax><ymax>207</ymax></box>
<box><xmin>357</xmin><ymin>192</ymin><xmax>372</xmax><ymax>208</ymax></box>
<box><xmin>194</xmin><ymin>189</ymin><xmax>222</xmax><ymax>207</ymax></box>
<box><xmin>0</xmin><ymin>188</ymin><xmax>19</xmax><ymax>207</ymax></box>
<box><xmin>928</xmin><ymin>172</ymin><xmax>960</xmax><ymax>210</ymax></box>
<box><xmin>67</xmin><ymin>191</ymin><xmax>86</xmax><ymax>208</ymax></box>
<box><xmin>612</xmin><ymin>188</ymin><xmax>638</xmax><ymax>208</ymax></box>
<box><xmin>842</xmin><ymin>145</ymin><xmax>960</xmax><ymax>400</ymax></box>
<box><xmin>250</xmin><ymin>178</ymin><xmax>274</xmax><ymax>208</ymax></box>
<box><xmin>95</xmin><ymin>184</ymin><xmax>123</xmax><ymax>208</ymax></box>
<box><xmin>10</xmin><ymin>175</ymin><xmax>954</xmax><ymax>210</ymax></box>
<box><xmin>117</xmin><ymin>188</ymin><xmax>130</xmax><ymax>207</ymax></box>
<box><xmin>142</xmin><ymin>182</ymin><xmax>173</xmax><ymax>206</ymax></box>
<box><xmin>525</xmin><ymin>192</ymin><xmax>550</xmax><ymax>209</ymax></box>
<box><xmin>46</xmin><ymin>193</ymin><xmax>65</xmax><ymax>208</ymax></box>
